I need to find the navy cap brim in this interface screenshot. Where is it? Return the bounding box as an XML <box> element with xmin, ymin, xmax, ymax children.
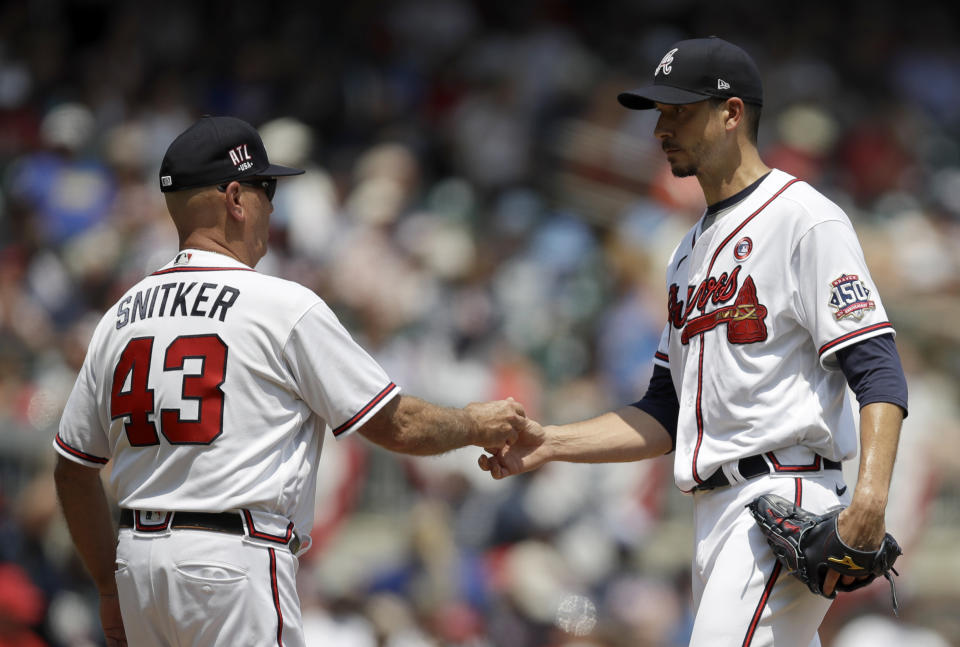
<box><xmin>262</xmin><ymin>163</ymin><xmax>305</xmax><ymax>177</ymax></box>
<box><xmin>618</xmin><ymin>85</ymin><xmax>713</xmax><ymax>110</ymax></box>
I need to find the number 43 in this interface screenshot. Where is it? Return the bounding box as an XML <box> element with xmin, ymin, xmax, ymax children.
<box><xmin>111</xmin><ymin>335</ymin><xmax>227</xmax><ymax>446</ymax></box>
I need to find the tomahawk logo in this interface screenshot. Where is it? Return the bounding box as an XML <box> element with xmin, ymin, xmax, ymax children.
<box><xmin>656</xmin><ymin>48</ymin><xmax>679</xmax><ymax>76</ymax></box>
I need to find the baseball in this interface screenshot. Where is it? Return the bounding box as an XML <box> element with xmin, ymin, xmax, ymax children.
<box><xmin>555</xmin><ymin>594</ymin><xmax>597</xmax><ymax>636</ymax></box>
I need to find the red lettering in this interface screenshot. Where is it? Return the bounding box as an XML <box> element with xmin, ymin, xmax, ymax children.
<box><xmin>669</xmin><ymin>265</ymin><xmax>743</xmax><ymax>330</ymax></box>
<box><xmin>715</xmin><ymin>266</ymin><xmax>741</xmax><ymax>302</ymax></box>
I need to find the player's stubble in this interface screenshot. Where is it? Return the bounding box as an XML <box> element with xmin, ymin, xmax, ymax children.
<box><xmin>664</xmin><ymin>146</ymin><xmax>698</xmax><ymax>178</ymax></box>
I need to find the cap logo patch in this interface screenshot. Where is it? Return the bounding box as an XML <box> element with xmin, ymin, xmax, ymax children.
<box><xmin>718</xmin><ymin>79</ymin><xmax>731</xmax><ymax>90</ymax></box>
<box><xmin>228</xmin><ymin>144</ymin><xmax>254</xmax><ymax>172</ymax></box>
<box><xmin>160</xmin><ymin>175</ymin><xmax>173</xmax><ymax>187</ymax></box>
<box><xmin>655</xmin><ymin>48</ymin><xmax>679</xmax><ymax>77</ymax></box>
<box><xmin>828</xmin><ymin>273</ymin><xmax>875</xmax><ymax>320</ymax></box>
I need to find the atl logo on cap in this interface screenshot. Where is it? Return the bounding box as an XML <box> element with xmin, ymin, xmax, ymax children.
<box><xmin>229</xmin><ymin>144</ymin><xmax>254</xmax><ymax>172</ymax></box>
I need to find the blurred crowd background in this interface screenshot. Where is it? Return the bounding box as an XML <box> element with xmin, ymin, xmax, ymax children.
<box><xmin>1</xmin><ymin>0</ymin><xmax>959</xmax><ymax>645</ymax></box>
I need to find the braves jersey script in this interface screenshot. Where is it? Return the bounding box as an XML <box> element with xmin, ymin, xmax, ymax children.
<box><xmin>55</xmin><ymin>249</ymin><xmax>400</xmax><ymax>544</ymax></box>
<box><xmin>654</xmin><ymin>169</ymin><xmax>894</xmax><ymax>492</ymax></box>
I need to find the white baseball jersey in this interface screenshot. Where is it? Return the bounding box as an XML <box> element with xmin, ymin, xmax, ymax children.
<box><xmin>55</xmin><ymin>248</ymin><xmax>400</xmax><ymax>543</ymax></box>
<box><xmin>654</xmin><ymin>169</ymin><xmax>894</xmax><ymax>492</ymax></box>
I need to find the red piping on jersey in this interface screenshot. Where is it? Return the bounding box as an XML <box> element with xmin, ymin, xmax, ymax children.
<box><xmin>55</xmin><ymin>434</ymin><xmax>110</xmax><ymax>465</ymax></box>
<box><xmin>654</xmin><ymin>351</ymin><xmax>669</xmax><ymax>363</ymax></box>
<box><xmin>332</xmin><ymin>382</ymin><xmax>399</xmax><ymax>436</ymax></box>
<box><xmin>691</xmin><ymin>178</ymin><xmax>800</xmax><ymax>485</ymax></box>
<box><xmin>706</xmin><ymin>179</ymin><xmax>801</xmax><ymax>275</ymax></box>
<box><xmin>269</xmin><ymin>548</ymin><xmax>284</xmax><ymax>646</ymax></box>
<box><xmin>150</xmin><ymin>266</ymin><xmax>256</xmax><ymax>275</ymax></box>
<box><xmin>692</xmin><ymin>344</ymin><xmax>706</xmax><ymax>483</ymax></box>
<box><xmin>818</xmin><ymin>322</ymin><xmax>893</xmax><ymax>356</ymax></box>
<box><xmin>242</xmin><ymin>509</ymin><xmax>294</xmax><ymax>545</ymax></box>
<box><xmin>742</xmin><ymin>478</ymin><xmax>802</xmax><ymax>646</ymax></box>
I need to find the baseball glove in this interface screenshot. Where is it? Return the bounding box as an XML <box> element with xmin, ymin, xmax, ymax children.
<box><xmin>747</xmin><ymin>494</ymin><xmax>901</xmax><ymax>613</ymax></box>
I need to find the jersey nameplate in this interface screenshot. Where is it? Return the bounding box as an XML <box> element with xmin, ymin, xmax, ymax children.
<box><xmin>116</xmin><ymin>281</ymin><xmax>240</xmax><ymax>329</ymax></box>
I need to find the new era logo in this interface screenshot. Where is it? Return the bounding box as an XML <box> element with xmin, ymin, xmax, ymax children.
<box><xmin>161</xmin><ymin>175</ymin><xmax>173</xmax><ymax>187</ymax></box>
<box><xmin>718</xmin><ymin>79</ymin><xmax>731</xmax><ymax>90</ymax></box>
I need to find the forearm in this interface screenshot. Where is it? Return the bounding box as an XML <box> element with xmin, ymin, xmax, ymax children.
<box><xmin>837</xmin><ymin>401</ymin><xmax>903</xmax><ymax>550</ymax></box>
<box><xmin>360</xmin><ymin>394</ymin><xmax>505</xmax><ymax>456</ymax></box>
<box><xmin>386</xmin><ymin>395</ymin><xmax>481</xmax><ymax>455</ymax></box>
<box><xmin>545</xmin><ymin>406</ymin><xmax>672</xmax><ymax>464</ymax></box>
<box><xmin>54</xmin><ymin>456</ymin><xmax>118</xmax><ymax>593</ymax></box>
<box><xmin>850</xmin><ymin>401</ymin><xmax>903</xmax><ymax>512</ymax></box>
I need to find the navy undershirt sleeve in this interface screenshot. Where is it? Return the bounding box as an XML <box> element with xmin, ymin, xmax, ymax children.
<box><xmin>836</xmin><ymin>333</ymin><xmax>908</xmax><ymax>418</ymax></box>
<box><xmin>631</xmin><ymin>364</ymin><xmax>679</xmax><ymax>452</ymax></box>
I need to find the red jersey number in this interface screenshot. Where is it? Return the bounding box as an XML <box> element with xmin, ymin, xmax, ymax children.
<box><xmin>110</xmin><ymin>337</ymin><xmax>158</xmax><ymax>446</ymax></box>
<box><xmin>111</xmin><ymin>335</ymin><xmax>228</xmax><ymax>446</ymax></box>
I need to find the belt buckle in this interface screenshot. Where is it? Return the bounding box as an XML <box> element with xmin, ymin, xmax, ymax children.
<box><xmin>140</xmin><ymin>510</ymin><xmax>167</xmax><ymax>523</ymax></box>
<box><xmin>134</xmin><ymin>510</ymin><xmax>173</xmax><ymax>533</ymax></box>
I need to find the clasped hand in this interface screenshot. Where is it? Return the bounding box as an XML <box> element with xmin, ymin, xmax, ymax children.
<box><xmin>464</xmin><ymin>397</ymin><xmax>529</xmax><ymax>450</ymax></box>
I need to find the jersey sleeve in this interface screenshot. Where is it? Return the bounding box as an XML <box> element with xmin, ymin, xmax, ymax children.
<box><xmin>630</xmin><ymin>363</ymin><xmax>679</xmax><ymax>451</ymax></box>
<box><xmin>837</xmin><ymin>334</ymin><xmax>908</xmax><ymax>416</ymax></box>
<box><xmin>283</xmin><ymin>301</ymin><xmax>400</xmax><ymax>438</ymax></box>
<box><xmin>792</xmin><ymin>219</ymin><xmax>894</xmax><ymax>369</ymax></box>
<box><xmin>55</xmin><ymin>345</ymin><xmax>111</xmax><ymax>468</ymax></box>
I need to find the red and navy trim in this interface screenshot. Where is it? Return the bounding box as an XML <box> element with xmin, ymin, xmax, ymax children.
<box><xmin>743</xmin><ymin>560</ymin><xmax>781</xmax><ymax>646</ymax></box>
<box><xmin>766</xmin><ymin>452</ymin><xmax>824</xmax><ymax>473</ymax></box>
<box><xmin>242</xmin><ymin>509</ymin><xmax>295</xmax><ymax>546</ymax></box>
<box><xmin>332</xmin><ymin>382</ymin><xmax>399</xmax><ymax>437</ymax></box>
<box><xmin>268</xmin><ymin>548</ymin><xmax>284</xmax><ymax>646</ymax></box>
<box><xmin>134</xmin><ymin>511</ymin><xmax>173</xmax><ymax>532</ymax></box>
<box><xmin>151</xmin><ymin>266</ymin><xmax>256</xmax><ymax>276</ymax></box>
<box><xmin>54</xmin><ymin>435</ymin><xmax>109</xmax><ymax>465</ymax></box>
<box><xmin>742</xmin><ymin>478</ymin><xmax>803</xmax><ymax>646</ymax></box>
<box><xmin>691</xmin><ymin>344</ymin><xmax>707</xmax><ymax>483</ymax></box>
<box><xmin>818</xmin><ymin>322</ymin><xmax>893</xmax><ymax>357</ymax></box>
<box><xmin>691</xmin><ymin>179</ymin><xmax>800</xmax><ymax>486</ymax></box>
<box><xmin>654</xmin><ymin>351</ymin><xmax>669</xmax><ymax>363</ymax></box>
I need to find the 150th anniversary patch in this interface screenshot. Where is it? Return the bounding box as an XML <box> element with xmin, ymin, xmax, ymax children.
<box><xmin>828</xmin><ymin>273</ymin><xmax>875</xmax><ymax>320</ymax></box>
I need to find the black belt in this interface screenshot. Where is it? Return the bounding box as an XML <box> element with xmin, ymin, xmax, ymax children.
<box><xmin>694</xmin><ymin>454</ymin><xmax>842</xmax><ymax>492</ymax></box>
<box><xmin>119</xmin><ymin>510</ymin><xmax>300</xmax><ymax>553</ymax></box>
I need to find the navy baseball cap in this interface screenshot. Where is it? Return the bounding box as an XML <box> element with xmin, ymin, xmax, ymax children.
<box><xmin>159</xmin><ymin>115</ymin><xmax>304</xmax><ymax>192</ymax></box>
<box><xmin>618</xmin><ymin>37</ymin><xmax>763</xmax><ymax>110</ymax></box>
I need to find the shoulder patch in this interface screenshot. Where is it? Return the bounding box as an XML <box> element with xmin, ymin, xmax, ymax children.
<box><xmin>828</xmin><ymin>274</ymin><xmax>875</xmax><ymax>320</ymax></box>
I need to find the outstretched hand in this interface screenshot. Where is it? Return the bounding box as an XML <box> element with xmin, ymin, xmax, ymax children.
<box><xmin>478</xmin><ymin>417</ymin><xmax>548</xmax><ymax>479</ymax></box>
<box><xmin>465</xmin><ymin>397</ymin><xmax>527</xmax><ymax>450</ymax></box>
